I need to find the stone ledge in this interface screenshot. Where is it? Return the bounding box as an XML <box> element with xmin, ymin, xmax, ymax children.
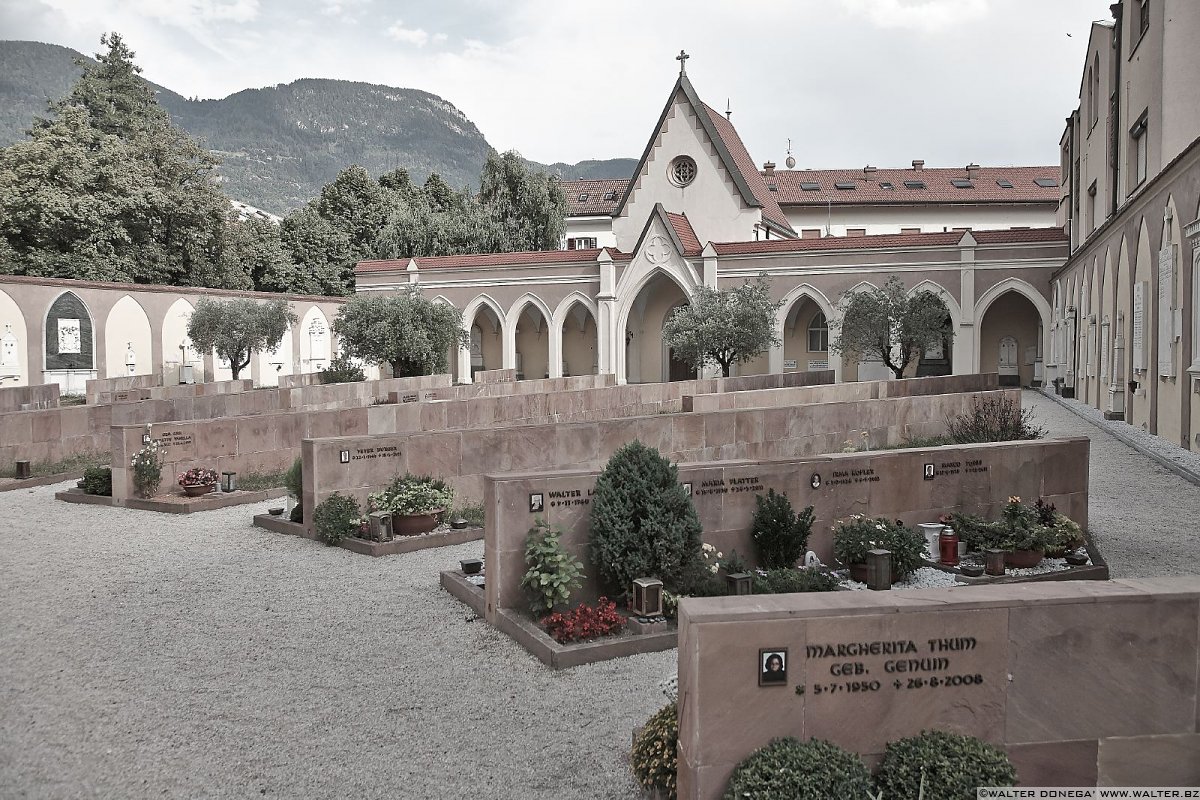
<box><xmin>493</xmin><ymin>605</ymin><xmax>677</xmax><ymax>670</ymax></box>
<box><xmin>440</xmin><ymin>570</ymin><xmax>486</xmax><ymax>616</ymax></box>
<box><xmin>0</xmin><ymin>471</ymin><xmax>84</xmax><ymax>493</ymax></box>
<box><xmin>340</xmin><ymin>526</ymin><xmax>483</xmax><ymax>557</ymax></box>
<box><xmin>58</xmin><ymin>486</ymin><xmax>287</xmax><ymax>514</ymax></box>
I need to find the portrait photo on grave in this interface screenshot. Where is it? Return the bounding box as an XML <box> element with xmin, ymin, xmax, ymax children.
<box><xmin>529</xmin><ymin>493</ymin><xmax>544</xmax><ymax>513</ymax></box>
<box><xmin>759</xmin><ymin>648</ymin><xmax>788</xmax><ymax>686</ymax></box>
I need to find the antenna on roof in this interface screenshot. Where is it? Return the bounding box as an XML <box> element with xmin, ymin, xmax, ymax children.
<box><xmin>785</xmin><ymin>138</ymin><xmax>796</xmax><ymax>169</ymax></box>
<box><xmin>725</xmin><ymin>99</ymin><xmax>731</xmax><ymax>121</ymax></box>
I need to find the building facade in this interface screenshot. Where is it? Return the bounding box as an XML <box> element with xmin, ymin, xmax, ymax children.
<box><xmin>1048</xmin><ymin>0</ymin><xmax>1200</xmax><ymax>448</ymax></box>
<box><xmin>357</xmin><ymin>67</ymin><xmax>1066</xmax><ymax>389</ymax></box>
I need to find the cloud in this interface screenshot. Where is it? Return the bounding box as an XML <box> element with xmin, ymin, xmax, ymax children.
<box><xmin>837</xmin><ymin>0</ymin><xmax>989</xmax><ymax>32</ymax></box>
<box><xmin>319</xmin><ymin>0</ymin><xmax>370</xmax><ymax>18</ymax></box>
<box><xmin>386</xmin><ymin>19</ymin><xmax>430</xmax><ymax>47</ymax></box>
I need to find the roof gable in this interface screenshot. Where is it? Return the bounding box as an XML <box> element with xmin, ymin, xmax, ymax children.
<box><xmin>613</xmin><ymin>74</ymin><xmax>794</xmax><ymax>237</ymax></box>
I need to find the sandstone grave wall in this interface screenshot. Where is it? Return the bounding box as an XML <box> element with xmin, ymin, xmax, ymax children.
<box><xmin>0</xmin><ymin>383</ymin><xmax>60</xmax><ymax>413</ymax></box>
<box><xmin>676</xmin><ymin>577</ymin><xmax>1200</xmax><ymax>798</ymax></box>
<box><xmin>480</xmin><ymin>436</ymin><xmax>1089</xmax><ymax>620</ymax></box>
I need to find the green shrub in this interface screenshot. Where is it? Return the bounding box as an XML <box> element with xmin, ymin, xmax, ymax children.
<box><xmin>631</xmin><ymin>702</ymin><xmax>678</xmax><ymax>800</ymax></box>
<box><xmin>723</xmin><ymin>737</ymin><xmax>871</xmax><ymax>800</ymax></box>
<box><xmin>284</xmin><ymin>457</ymin><xmax>304</xmax><ymax>523</ymax></box>
<box><xmin>874</xmin><ymin>730</ymin><xmax>1016</xmax><ymax>800</ymax></box>
<box><xmin>588</xmin><ymin>441</ymin><xmax>701</xmax><ymax>596</ymax></box>
<box><xmin>448</xmin><ymin>501</ymin><xmax>485</xmax><ymax>528</ymax></box>
<box><xmin>752</xmin><ymin>567</ymin><xmax>839</xmax><ymax>594</ymax></box>
<box><xmin>312</xmin><ymin>493</ymin><xmax>361</xmax><ymax>546</ymax></box>
<box><xmin>520</xmin><ymin>517</ymin><xmax>585</xmax><ymax>614</ymax></box>
<box><xmin>368</xmin><ymin>473</ymin><xmax>454</xmax><ymax>515</ymax></box>
<box><xmin>81</xmin><ymin>466</ymin><xmax>113</xmax><ymax>496</ymax></box>
<box><xmin>751</xmin><ymin>489</ymin><xmax>814</xmax><ymax>569</ymax></box>
<box><xmin>947</xmin><ymin>395</ymin><xmax>1045</xmax><ymax>443</ymax></box>
<box><xmin>59</xmin><ymin>393</ymin><xmax>86</xmax><ymax>406</ymax></box>
<box><xmin>832</xmin><ymin>515</ymin><xmax>925</xmax><ymax>580</ymax></box>
<box><xmin>130</xmin><ymin>441</ymin><xmax>163</xmax><ymax>499</ymax></box>
<box><xmin>318</xmin><ymin>354</ymin><xmax>366</xmax><ymax>384</ymax></box>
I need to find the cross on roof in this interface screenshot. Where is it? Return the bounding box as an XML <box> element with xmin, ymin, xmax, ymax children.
<box><xmin>676</xmin><ymin>49</ymin><xmax>689</xmax><ymax>76</ymax></box>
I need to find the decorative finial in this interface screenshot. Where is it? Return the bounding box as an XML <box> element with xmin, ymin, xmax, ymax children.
<box><xmin>676</xmin><ymin>49</ymin><xmax>689</xmax><ymax>76</ymax></box>
<box><xmin>726</xmin><ymin>98</ymin><xmax>731</xmax><ymax>121</ymax></box>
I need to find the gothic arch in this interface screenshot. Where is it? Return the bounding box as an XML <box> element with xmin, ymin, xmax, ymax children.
<box><xmin>459</xmin><ymin>294</ymin><xmax>507</xmax><ymax>382</ymax></box>
<box><xmin>0</xmin><ymin>287</ymin><xmax>29</xmax><ymax>387</ymax></box>
<box><xmin>103</xmin><ymin>295</ymin><xmax>153</xmax><ymax>378</ymax></box>
<box><xmin>615</xmin><ymin>267</ymin><xmax>694</xmax><ymax>383</ymax></box>
<box><xmin>298</xmin><ymin>305</ymin><xmax>332</xmax><ymax>375</ymax></box>
<box><xmin>161</xmin><ymin>298</ymin><xmax>198</xmax><ymax>383</ymax></box>
<box><xmin>43</xmin><ymin>290</ymin><xmax>95</xmax><ymax>391</ymax></box>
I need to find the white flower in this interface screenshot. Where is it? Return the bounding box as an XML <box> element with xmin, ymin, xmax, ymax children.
<box><xmin>716</xmin><ymin>552</ymin><xmax>723</xmax><ymax>559</ymax></box>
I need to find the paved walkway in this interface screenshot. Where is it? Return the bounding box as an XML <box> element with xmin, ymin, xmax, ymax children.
<box><xmin>1024</xmin><ymin>390</ymin><xmax>1200</xmax><ymax>578</ymax></box>
<box><xmin>2</xmin><ymin>393</ymin><xmax>1198</xmax><ymax>799</ymax></box>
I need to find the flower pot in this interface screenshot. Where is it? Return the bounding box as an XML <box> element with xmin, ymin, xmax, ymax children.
<box><xmin>391</xmin><ymin>508</ymin><xmax>443</xmax><ymax>536</ymax></box>
<box><xmin>1065</xmin><ymin>552</ymin><xmax>1089</xmax><ymax>566</ymax></box>
<box><xmin>960</xmin><ymin>564</ymin><xmax>985</xmax><ymax>577</ymax></box>
<box><xmin>849</xmin><ymin>562</ymin><xmax>870</xmax><ymax>583</ymax></box>
<box><xmin>1004</xmin><ymin>548</ymin><xmax>1044</xmax><ymax>568</ymax></box>
<box><xmin>183</xmin><ymin>483</ymin><xmax>214</xmax><ymax>498</ymax></box>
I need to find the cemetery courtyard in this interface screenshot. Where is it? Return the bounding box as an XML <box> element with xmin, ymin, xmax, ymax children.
<box><xmin>2</xmin><ymin>391</ymin><xmax>1198</xmax><ymax>799</ymax></box>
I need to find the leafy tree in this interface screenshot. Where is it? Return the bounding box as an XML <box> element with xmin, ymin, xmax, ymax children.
<box><xmin>662</xmin><ymin>275</ymin><xmax>782</xmax><ymax>378</ymax></box>
<box><xmin>218</xmin><ymin>216</ymin><xmax>296</xmax><ymax>294</ymax></box>
<box><xmin>332</xmin><ymin>288</ymin><xmax>469</xmax><ymax>378</ymax></box>
<box><xmin>279</xmin><ymin>206</ymin><xmax>355</xmax><ymax>295</ymax></box>
<box><xmin>588</xmin><ymin>441</ymin><xmax>702</xmax><ymax>596</ymax></box>
<box><xmin>830</xmin><ymin>275</ymin><xmax>953</xmax><ymax>379</ymax></box>
<box><xmin>478</xmin><ymin>149</ymin><xmax>566</xmax><ymax>252</ymax></box>
<box><xmin>186</xmin><ymin>298</ymin><xmax>297</xmax><ymax>380</ymax></box>
<box><xmin>0</xmin><ymin>33</ymin><xmax>234</xmax><ymax>288</ymax></box>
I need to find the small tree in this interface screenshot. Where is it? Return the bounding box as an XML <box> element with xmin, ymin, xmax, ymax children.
<box><xmin>830</xmin><ymin>276</ymin><xmax>952</xmax><ymax>379</ymax></box>
<box><xmin>662</xmin><ymin>275</ymin><xmax>781</xmax><ymax>377</ymax></box>
<box><xmin>588</xmin><ymin>441</ymin><xmax>702</xmax><ymax>596</ymax></box>
<box><xmin>333</xmin><ymin>289</ymin><xmax>469</xmax><ymax>378</ymax></box>
<box><xmin>186</xmin><ymin>298</ymin><xmax>296</xmax><ymax>380</ymax></box>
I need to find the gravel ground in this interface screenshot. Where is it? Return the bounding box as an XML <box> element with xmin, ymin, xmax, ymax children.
<box><xmin>0</xmin><ymin>490</ymin><xmax>672</xmax><ymax>800</ymax></box>
<box><xmin>2</xmin><ymin>390</ymin><xmax>1198</xmax><ymax>799</ymax></box>
<box><xmin>1024</xmin><ymin>390</ymin><xmax>1200</xmax><ymax>578</ymax></box>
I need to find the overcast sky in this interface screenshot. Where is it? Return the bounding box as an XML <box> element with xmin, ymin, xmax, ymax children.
<box><xmin>2</xmin><ymin>0</ymin><xmax>1112</xmax><ymax>170</ymax></box>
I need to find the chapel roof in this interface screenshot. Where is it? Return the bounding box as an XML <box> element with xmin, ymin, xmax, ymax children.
<box><xmin>708</xmin><ymin>226</ymin><xmax>1067</xmax><ymax>256</ymax></box>
<box><xmin>354</xmin><ymin>247</ymin><xmax>631</xmax><ymax>274</ymax></box>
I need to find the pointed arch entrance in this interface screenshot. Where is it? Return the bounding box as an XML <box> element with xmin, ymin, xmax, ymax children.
<box><xmin>977</xmin><ymin>280</ymin><xmax>1050</xmax><ymax>388</ymax></box>
<box><xmin>461</xmin><ymin>298</ymin><xmax>504</xmax><ymax>382</ymax></box>
<box><xmin>554</xmin><ymin>295</ymin><xmax>599</xmax><ymax>378</ymax></box>
<box><xmin>622</xmin><ymin>271</ymin><xmax>691</xmax><ymax>383</ymax></box>
<box><xmin>510</xmin><ymin>299</ymin><xmax>551</xmax><ymax>380</ymax></box>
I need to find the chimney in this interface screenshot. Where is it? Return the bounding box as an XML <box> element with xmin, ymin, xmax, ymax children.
<box><xmin>863</xmin><ymin>165</ymin><xmax>877</xmax><ymax>180</ymax></box>
<box><xmin>911</xmin><ymin>159</ymin><xmax>925</xmax><ymax>170</ymax></box>
<box><xmin>763</xmin><ymin>161</ymin><xmax>776</xmax><ymax>177</ymax></box>
<box><xmin>966</xmin><ymin>162</ymin><xmax>980</xmax><ymax>179</ymax></box>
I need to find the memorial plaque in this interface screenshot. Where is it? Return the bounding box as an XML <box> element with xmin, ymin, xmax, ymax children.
<box><xmin>1132</xmin><ymin>280</ymin><xmax>1146</xmax><ymax>371</ymax></box>
<box><xmin>782</xmin><ymin>359</ymin><xmax>797</xmax><ymax>370</ymax></box>
<box><xmin>1159</xmin><ymin>244</ymin><xmax>1176</xmax><ymax>376</ymax></box>
<box><xmin>801</xmin><ymin>609</ymin><xmax>1008</xmax><ymax>752</ymax></box>
<box><xmin>57</xmin><ymin>319</ymin><xmax>81</xmax><ymax>354</ymax></box>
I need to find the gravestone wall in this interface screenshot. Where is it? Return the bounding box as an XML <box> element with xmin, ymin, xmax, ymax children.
<box><xmin>480</xmin><ymin>436</ymin><xmax>1089</xmax><ymax>621</ymax></box>
<box><xmin>0</xmin><ymin>383</ymin><xmax>59</xmax><ymax>413</ymax></box>
<box><xmin>85</xmin><ymin>374</ymin><xmax>161</xmax><ymax>404</ymax></box>
<box><xmin>676</xmin><ymin>578</ymin><xmax>1200</xmax><ymax>798</ymax></box>
<box><xmin>685</xmin><ymin>372</ymin><xmax>999</xmax><ymax>412</ymax></box>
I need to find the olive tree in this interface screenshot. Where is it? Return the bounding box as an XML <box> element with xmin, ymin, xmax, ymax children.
<box><xmin>830</xmin><ymin>276</ymin><xmax>953</xmax><ymax>379</ymax></box>
<box><xmin>662</xmin><ymin>275</ymin><xmax>782</xmax><ymax>378</ymax></box>
<box><xmin>186</xmin><ymin>298</ymin><xmax>297</xmax><ymax>380</ymax></box>
<box><xmin>332</xmin><ymin>289</ymin><xmax>469</xmax><ymax>378</ymax></box>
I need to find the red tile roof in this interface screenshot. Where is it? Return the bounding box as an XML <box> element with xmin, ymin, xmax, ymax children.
<box><xmin>664</xmin><ymin>211</ymin><xmax>702</xmax><ymax>256</ymax></box>
<box><xmin>561</xmin><ymin>179</ymin><xmax>627</xmax><ymax>216</ymax></box>
<box><xmin>766</xmin><ymin>165</ymin><xmax>1061</xmax><ymax>205</ymax></box>
<box><xmin>709</xmin><ymin>226</ymin><xmax>1067</xmax><ymax>256</ymax></box>
<box><xmin>702</xmin><ymin>104</ymin><xmax>795</xmax><ymax>235</ymax></box>
<box><xmin>355</xmin><ymin>248</ymin><xmax>628</xmax><ymax>273</ymax></box>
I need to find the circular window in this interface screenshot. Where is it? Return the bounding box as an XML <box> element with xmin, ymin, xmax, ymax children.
<box><xmin>669</xmin><ymin>156</ymin><xmax>697</xmax><ymax>187</ymax></box>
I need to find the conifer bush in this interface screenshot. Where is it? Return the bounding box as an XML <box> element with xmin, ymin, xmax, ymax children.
<box><xmin>874</xmin><ymin>730</ymin><xmax>1016</xmax><ymax>799</ymax></box>
<box><xmin>751</xmin><ymin>489</ymin><xmax>814</xmax><ymax>568</ymax></box>
<box><xmin>631</xmin><ymin>701</ymin><xmax>679</xmax><ymax>799</ymax></box>
<box><xmin>588</xmin><ymin>441</ymin><xmax>702</xmax><ymax>596</ymax></box>
<box><xmin>722</xmin><ymin>737</ymin><xmax>872</xmax><ymax>799</ymax></box>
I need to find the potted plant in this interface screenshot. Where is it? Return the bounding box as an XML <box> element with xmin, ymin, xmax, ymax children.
<box><xmin>831</xmin><ymin>515</ymin><xmax>924</xmax><ymax>582</ymax></box>
<box><xmin>178</xmin><ymin>466</ymin><xmax>219</xmax><ymax>497</ymax></box>
<box><xmin>996</xmin><ymin>496</ymin><xmax>1050</xmax><ymax>567</ymax></box>
<box><xmin>368</xmin><ymin>473</ymin><xmax>455</xmax><ymax>535</ymax></box>
<box><xmin>1034</xmin><ymin>497</ymin><xmax>1084</xmax><ymax>557</ymax></box>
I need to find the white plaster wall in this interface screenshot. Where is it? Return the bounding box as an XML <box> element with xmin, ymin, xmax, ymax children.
<box><xmin>612</xmin><ymin>95</ymin><xmax>760</xmax><ymax>250</ymax></box>
<box><xmin>256</xmin><ymin>326</ymin><xmax>294</xmax><ymax>387</ymax></box>
<box><xmin>299</xmin><ymin>306</ymin><xmax>331</xmax><ymax>374</ymax></box>
<box><xmin>103</xmin><ymin>295</ymin><xmax>153</xmax><ymax>378</ymax></box>
<box><xmin>0</xmin><ymin>288</ymin><xmax>29</xmax><ymax>387</ymax></box>
<box><xmin>1162</xmin><ymin>0</ymin><xmax>1200</xmax><ymax>165</ymax></box>
<box><xmin>161</xmin><ymin>298</ymin><xmax>198</xmax><ymax>384</ymax></box>
<box><xmin>564</xmin><ymin>216</ymin><xmax>617</xmax><ymax>249</ymax></box>
<box><xmin>782</xmin><ymin>203</ymin><xmax>1056</xmax><ymax>237</ymax></box>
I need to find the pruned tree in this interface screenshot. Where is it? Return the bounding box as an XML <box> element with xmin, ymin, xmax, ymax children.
<box><xmin>662</xmin><ymin>275</ymin><xmax>782</xmax><ymax>378</ymax></box>
<box><xmin>332</xmin><ymin>289</ymin><xmax>469</xmax><ymax>378</ymax></box>
<box><xmin>186</xmin><ymin>298</ymin><xmax>297</xmax><ymax>380</ymax></box>
<box><xmin>830</xmin><ymin>276</ymin><xmax>953</xmax><ymax>379</ymax></box>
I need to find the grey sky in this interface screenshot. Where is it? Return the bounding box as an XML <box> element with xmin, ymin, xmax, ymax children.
<box><xmin>1</xmin><ymin>0</ymin><xmax>1109</xmax><ymax>170</ymax></box>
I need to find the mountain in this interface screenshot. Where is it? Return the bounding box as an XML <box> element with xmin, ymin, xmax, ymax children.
<box><xmin>0</xmin><ymin>40</ymin><xmax>634</xmax><ymax>214</ymax></box>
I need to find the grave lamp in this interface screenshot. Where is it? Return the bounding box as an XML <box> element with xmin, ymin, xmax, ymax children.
<box><xmin>632</xmin><ymin>577</ymin><xmax>664</xmax><ymax>617</ymax></box>
<box><xmin>725</xmin><ymin>572</ymin><xmax>754</xmax><ymax>596</ymax></box>
<box><xmin>220</xmin><ymin>471</ymin><xmax>237</xmax><ymax>493</ymax></box>
<box><xmin>367</xmin><ymin>511</ymin><xmax>393</xmax><ymax>542</ymax></box>
<box><xmin>866</xmin><ymin>549</ymin><xmax>893</xmax><ymax>591</ymax></box>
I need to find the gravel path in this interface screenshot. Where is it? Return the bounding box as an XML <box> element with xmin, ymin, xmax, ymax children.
<box><xmin>0</xmin><ymin>490</ymin><xmax>672</xmax><ymax>800</ymax></box>
<box><xmin>1023</xmin><ymin>390</ymin><xmax>1200</xmax><ymax>578</ymax></box>
<box><xmin>3</xmin><ymin>392</ymin><xmax>1198</xmax><ymax>798</ymax></box>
